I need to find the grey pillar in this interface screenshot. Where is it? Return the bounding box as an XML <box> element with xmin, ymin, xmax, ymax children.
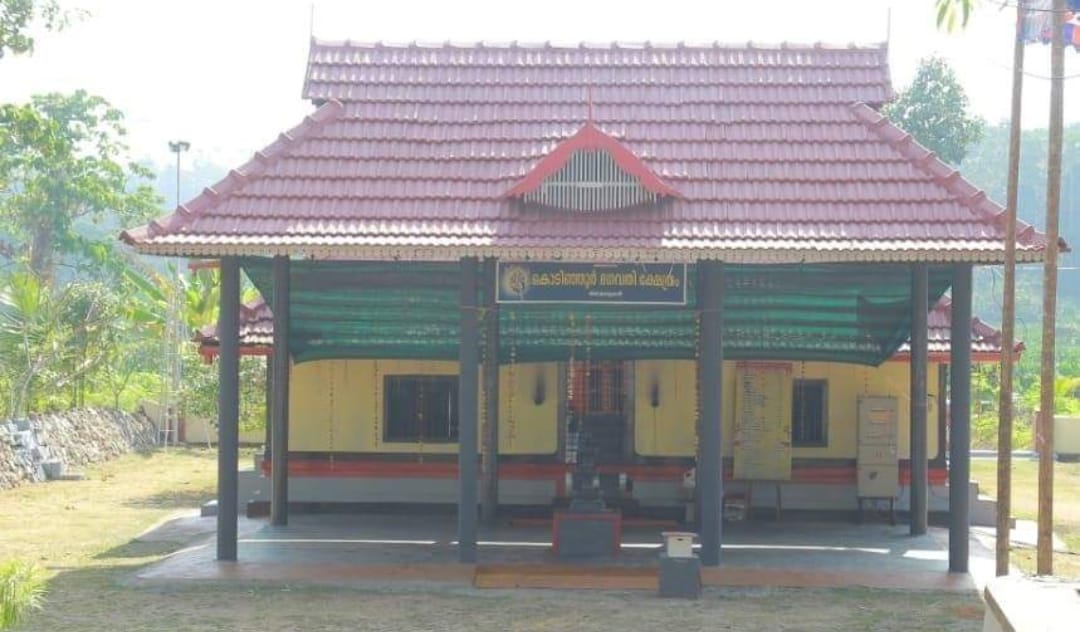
<box><xmin>217</xmin><ymin>257</ymin><xmax>241</xmax><ymax>561</ymax></box>
<box><xmin>270</xmin><ymin>255</ymin><xmax>291</xmax><ymax>527</ymax></box>
<box><xmin>458</xmin><ymin>257</ymin><xmax>480</xmax><ymax>562</ymax></box>
<box><xmin>697</xmin><ymin>260</ymin><xmax>724</xmax><ymax>567</ymax></box>
<box><xmin>910</xmin><ymin>264</ymin><xmax>929</xmax><ymax>535</ymax></box>
<box><xmin>481</xmin><ymin>258</ymin><xmax>500</xmax><ymax>526</ymax></box>
<box><xmin>949</xmin><ymin>264</ymin><xmax>973</xmax><ymax>573</ymax></box>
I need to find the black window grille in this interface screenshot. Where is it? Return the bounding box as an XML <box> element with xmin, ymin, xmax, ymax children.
<box><xmin>791</xmin><ymin>379</ymin><xmax>828</xmax><ymax>447</ymax></box>
<box><xmin>383</xmin><ymin>375</ymin><xmax>459</xmax><ymax>443</ymax></box>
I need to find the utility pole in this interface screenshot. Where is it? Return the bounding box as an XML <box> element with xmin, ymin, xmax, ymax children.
<box><xmin>996</xmin><ymin>0</ymin><xmax>1026</xmax><ymax>578</ymax></box>
<box><xmin>1037</xmin><ymin>0</ymin><xmax>1065</xmax><ymax>577</ymax></box>
<box><xmin>162</xmin><ymin>140</ymin><xmax>191</xmax><ymax>447</ymax></box>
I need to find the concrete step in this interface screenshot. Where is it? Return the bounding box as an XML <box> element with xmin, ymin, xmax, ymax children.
<box><xmin>41</xmin><ymin>460</ymin><xmax>65</xmax><ymax>480</ymax></box>
<box><xmin>508</xmin><ymin>517</ymin><xmax>678</xmax><ymax>530</ymax></box>
<box><xmin>475</xmin><ymin>564</ymin><xmax>657</xmax><ymax>590</ymax></box>
<box><xmin>983</xmin><ymin>576</ymin><xmax>1080</xmax><ymax>632</ymax></box>
<box><xmin>971</xmin><ymin>495</ymin><xmax>998</xmax><ymax>528</ymax></box>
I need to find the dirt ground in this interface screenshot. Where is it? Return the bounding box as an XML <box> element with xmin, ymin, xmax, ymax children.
<box><xmin>3</xmin><ymin>447</ymin><xmax>985</xmax><ymax>631</ymax></box>
<box><xmin>20</xmin><ymin>569</ymin><xmax>984</xmax><ymax>632</ymax></box>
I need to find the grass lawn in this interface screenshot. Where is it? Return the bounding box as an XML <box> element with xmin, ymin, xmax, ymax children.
<box><xmin>0</xmin><ymin>447</ymin><xmax>221</xmax><ymax>568</ymax></box>
<box><xmin>969</xmin><ymin>458</ymin><xmax>1080</xmax><ymax>577</ymax></box>
<box><xmin>1</xmin><ymin>447</ymin><xmax>985</xmax><ymax>631</ymax></box>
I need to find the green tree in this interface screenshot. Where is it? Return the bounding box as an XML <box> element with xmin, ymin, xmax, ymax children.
<box><xmin>0</xmin><ymin>267</ymin><xmax>122</xmax><ymax>415</ymax></box>
<box><xmin>0</xmin><ymin>0</ymin><xmax>79</xmax><ymax>58</ymax></box>
<box><xmin>935</xmin><ymin>0</ymin><xmax>977</xmax><ymax>31</ymax></box>
<box><xmin>0</xmin><ymin>91</ymin><xmax>160</xmax><ymax>286</ymax></box>
<box><xmin>885</xmin><ymin>56</ymin><xmax>985</xmax><ymax>166</ymax></box>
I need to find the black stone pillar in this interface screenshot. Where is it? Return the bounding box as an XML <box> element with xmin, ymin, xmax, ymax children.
<box><xmin>949</xmin><ymin>264</ymin><xmax>973</xmax><ymax>572</ymax></box>
<box><xmin>458</xmin><ymin>257</ymin><xmax>480</xmax><ymax>562</ymax></box>
<box><xmin>910</xmin><ymin>264</ymin><xmax>929</xmax><ymax>536</ymax></box>
<box><xmin>481</xmin><ymin>258</ymin><xmax>500</xmax><ymax>526</ymax></box>
<box><xmin>697</xmin><ymin>260</ymin><xmax>724</xmax><ymax>566</ymax></box>
<box><xmin>270</xmin><ymin>255</ymin><xmax>291</xmax><ymax>527</ymax></box>
<box><xmin>217</xmin><ymin>257</ymin><xmax>241</xmax><ymax>561</ymax></box>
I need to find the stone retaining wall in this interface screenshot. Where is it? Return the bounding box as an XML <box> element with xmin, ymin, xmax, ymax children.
<box><xmin>0</xmin><ymin>409</ymin><xmax>158</xmax><ymax>489</ymax></box>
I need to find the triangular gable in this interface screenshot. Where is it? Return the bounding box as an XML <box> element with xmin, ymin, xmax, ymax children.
<box><xmin>506</xmin><ymin>122</ymin><xmax>680</xmax><ymax>211</ymax></box>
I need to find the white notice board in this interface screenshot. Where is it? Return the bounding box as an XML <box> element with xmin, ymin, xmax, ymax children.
<box><xmin>733</xmin><ymin>361</ymin><xmax>793</xmax><ymax>481</ymax></box>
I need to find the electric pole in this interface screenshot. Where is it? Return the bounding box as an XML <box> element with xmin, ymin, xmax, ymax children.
<box><xmin>1037</xmin><ymin>0</ymin><xmax>1065</xmax><ymax>577</ymax></box>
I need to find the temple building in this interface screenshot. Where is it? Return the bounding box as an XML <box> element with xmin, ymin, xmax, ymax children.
<box><xmin>122</xmin><ymin>40</ymin><xmax>1052</xmax><ymax>570</ymax></box>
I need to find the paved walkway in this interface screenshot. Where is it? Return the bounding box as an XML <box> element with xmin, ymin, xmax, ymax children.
<box><xmin>134</xmin><ymin>513</ymin><xmax>981</xmax><ymax>592</ymax></box>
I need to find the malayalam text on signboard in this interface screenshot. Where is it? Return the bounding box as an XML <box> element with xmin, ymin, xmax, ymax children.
<box><xmin>495</xmin><ymin>262</ymin><xmax>687</xmax><ymax>305</ymax></box>
<box><xmin>733</xmin><ymin>361</ymin><xmax>793</xmax><ymax>481</ymax></box>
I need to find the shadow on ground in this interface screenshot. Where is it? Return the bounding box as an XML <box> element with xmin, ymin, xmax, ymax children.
<box><xmin>122</xmin><ymin>489</ymin><xmax>213</xmax><ymax>510</ymax></box>
<box><xmin>93</xmin><ymin>540</ymin><xmax>187</xmax><ymax>560</ymax></box>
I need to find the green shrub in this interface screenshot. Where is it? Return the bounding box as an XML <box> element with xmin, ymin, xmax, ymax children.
<box><xmin>971</xmin><ymin>411</ymin><xmax>1035</xmax><ymax>451</ymax></box>
<box><xmin>0</xmin><ymin>561</ymin><xmax>47</xmax><ymax>630</ymax></box>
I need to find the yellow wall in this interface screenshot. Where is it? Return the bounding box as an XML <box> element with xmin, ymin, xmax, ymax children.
<box><xmin>290</xmin><ymin>358</ymin><xmax>940</xmax><ymax>459</ymax></box>
<box><xmin>182</xmin><ymin>416</ymin><xmax>265</xmax><ymax>445</ymax></box>
<box><xmin>632</xmin><ymin>360</ymin><xmax>940</xmax><ymax>459</ymax></box>
<box><xmin>498</xmin><ymin>362</ymin><xmax>559</xmax><ymax>454</ymax></box>
<box><xmin>289</xmin><ymin>359</ymin><xmax>559</xmax><ymax>455</ymax></box>
<box><xmin>633</xmin><ymin>360</ymin><xmax>698</xmax><ymax>457</ymax></box>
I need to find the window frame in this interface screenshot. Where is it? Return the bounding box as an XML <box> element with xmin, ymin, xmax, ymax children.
<box><xmin>382</xmin><ymin>374</ymin><xmax>459</xmax><ymax>444</ymax></box>
<box><xmin>791</xmin><ymin>378</ymin><xmax>828</xmax><ymax>448</ymax></box>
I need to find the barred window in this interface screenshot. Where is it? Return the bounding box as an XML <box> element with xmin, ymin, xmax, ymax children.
<box><xmin>384</xmin><ymin>375</ymin><xmax>458</xmax><ymax>443</ymax></box>
<box><xmin>792</xmin><ymin>379</ymin><xmax>828</xmax><ymax>447</ymax></box>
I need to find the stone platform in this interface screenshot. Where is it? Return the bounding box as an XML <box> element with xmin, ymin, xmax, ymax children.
<box><xmin>134</xmin><ymin>513</ymin><xmax>983</xmax><ymax>593</ymax></box>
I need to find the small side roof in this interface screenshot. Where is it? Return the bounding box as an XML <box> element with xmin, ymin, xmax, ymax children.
<box><xmin>194</xmin><ymin>299</ymin><xmax>272</xmax><ymax>362</ymax></box>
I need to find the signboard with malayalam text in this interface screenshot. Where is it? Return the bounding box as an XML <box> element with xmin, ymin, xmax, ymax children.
<box><xmin>495</xmin><ymin>262</ymin><xmax>687</xmax><ymax>305</ymax></box>
<box><xmin>733</xmin><ymin>361</ymin><xmax>793</xmax><ymax>481</ymax></box>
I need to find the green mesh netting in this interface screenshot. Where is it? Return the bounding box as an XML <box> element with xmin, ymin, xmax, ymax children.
<box><xmin>241</xmin><ymin>259</ymin><xmax>952</xmax><ymax>367</ymax></box>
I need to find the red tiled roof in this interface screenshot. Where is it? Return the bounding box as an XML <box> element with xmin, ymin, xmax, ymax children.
<box><xmin>194</xmin><ymin>298</ymin><xmax>272</xmax><ymax>360</ymax></box>
<box><xmin>122</xmin><ymin>40</ymin><xmax>1050</xmax><ymax>263</ymax></box>
<box><xmin>894</xmin><ymin>297</ymin><xmax>1023</xmax><ymax>362</ymax></box>
<box><xmin>198</xmin><ymin>295</ymin><xmax>1019</xmax><ymax>363</ymax></box>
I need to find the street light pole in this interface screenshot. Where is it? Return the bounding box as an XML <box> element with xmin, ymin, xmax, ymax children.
<box><xmin>169</xmin><ymin>140</ymin><xmax>191</xmax><ymax>209</ymax></box>
<box><xmin>161</xmin><ymin>140</ymin><xmax>190</xmax><ymax>447</ymax></box>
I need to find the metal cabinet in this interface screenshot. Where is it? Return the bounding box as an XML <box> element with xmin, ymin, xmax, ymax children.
<box><xmin>856</xmin><ymin>396</ymin><xmax>899</xmax><ymax>499</ymax></box>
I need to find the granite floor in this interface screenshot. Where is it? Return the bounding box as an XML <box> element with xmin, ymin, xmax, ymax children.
<box><xmin>133</xmin><ymin>511</ymin><xmax>991</xmax><ymax>592</ymax></box>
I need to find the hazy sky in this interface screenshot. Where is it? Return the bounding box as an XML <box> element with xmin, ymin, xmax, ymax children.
<box><xmin>1</xmin><ymin>0</ymin><xmax>1078</xmax><ymax>170</ymax></box>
